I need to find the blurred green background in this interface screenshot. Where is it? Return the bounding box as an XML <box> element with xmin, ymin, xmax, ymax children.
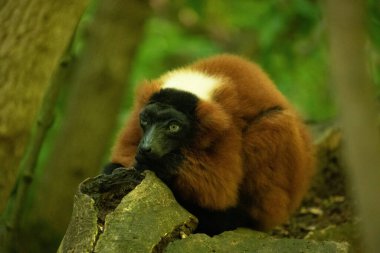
<box><xmin>80</xmin><ymin>1</ymin><xmax>337</xmax><ymax>123</ymax></box>
<box><xmin>1</xmin><ymin>0</ymin><xmax>379</xmax><ymax>252</ymax></box>
<box><xmin>69</xmin><ymin>0</ymin><xmax>380</xmax><ymax>128</ymax></box>
<box><xmin>32</xmin><ymin>0</ymin><xmax>380</xmax><ymax>249</ymax></box>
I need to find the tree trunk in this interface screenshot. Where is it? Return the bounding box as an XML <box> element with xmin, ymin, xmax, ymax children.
<box><xmin>30</xmin><ymin>0</ymin><xmax>151</xmax><ymax>241</ymax></box>
<box><xmin>0</xmin><ymin>0</ymin><xmax>90</xmax><ymax>213</ymax></box>
<box><xmin>325</xmin><ymin>1</ymin><xmax>380</xmax><ymax>253</ymax></box>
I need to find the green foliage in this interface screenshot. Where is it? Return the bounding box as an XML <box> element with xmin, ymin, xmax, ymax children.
<box><xmin>368</xmin><ymin>0</ymin><xmax>380</xmax><ymax>93</ymax></box>
<box><xmin>130</xmin><ymin>17</ymin><xmax>221</xmax><ymax>87</ymax></box>
<box><xmin>73</xmin><ymin>0</ymin><xmax>379</xmax><ymax>122</ymax></box>
<box><xmin>125</xmin><ymin>0</ymin><xmax>340</xmax><ymax>121</ymax></box>
<box><xmin>369</xmin><ymin>0</ymin><xmax>380</xmax><ymax>48</ymax></box>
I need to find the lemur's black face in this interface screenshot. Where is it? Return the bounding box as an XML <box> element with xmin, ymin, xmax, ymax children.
<box><xmin>135</xmin><ymin>89</ymin><xmax>198</xmax><ymax>179</ymax></box>
<box><xmin>137</xmin><ymin>103</ymin><xmax>192</xmax><ymax>162</ymax></box>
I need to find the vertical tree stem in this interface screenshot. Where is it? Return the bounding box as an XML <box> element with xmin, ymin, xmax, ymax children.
<box><xmin>325</xmin><ymin>1</ymin><xmax>380</xmax><ymax>252</ymax></box>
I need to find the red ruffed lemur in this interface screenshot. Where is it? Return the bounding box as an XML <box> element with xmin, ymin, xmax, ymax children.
<box><xmin>104</xmin><ymin>54</ymin><xmax>315</xmax><ymax>235</ymax></box>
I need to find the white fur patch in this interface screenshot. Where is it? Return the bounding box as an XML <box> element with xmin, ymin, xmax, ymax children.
<box><xmin>161</xmin><ymin>70</ymin><xmax>220</xmax><ymax>100</ymax></box>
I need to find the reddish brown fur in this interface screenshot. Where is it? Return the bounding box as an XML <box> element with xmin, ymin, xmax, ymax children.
<box><xmin>111</xmin><ymin>54</ymin><xmax>315</xmax><ymax>230</ymax></box>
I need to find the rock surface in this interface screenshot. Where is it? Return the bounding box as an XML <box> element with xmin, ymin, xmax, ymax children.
<box><xmin>165</xmin><ymin>228</ymin><xmax>350</xmax><ymax>253</ymax></box>
<box><xmin>58</xmin><ymin>170</ymin><xmax>197</xmax><ymax>253</ymax></box>
<box><xmin>59</xmin><ymin>169</ymin><xmax>351</xmax><ymax>253</ymax></box>
<box><xmin>94</xmin><ymin>171</ymin><xmax>197</xmax><ymax>253</ymax></box>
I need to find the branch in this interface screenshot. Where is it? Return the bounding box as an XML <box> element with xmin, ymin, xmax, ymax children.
<box><xmin>1</xmin><ymin>55</ymin><xmax>72</xmax><ymax>252</ymax></box>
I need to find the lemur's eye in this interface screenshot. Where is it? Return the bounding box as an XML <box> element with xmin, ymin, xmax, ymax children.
<box><xmin>168</xmin><ymin>123</ymin><xmax>181</xmax><ymax>133</ymax></box>
<box><xmin>140</xmin><ymin>118</ymin><xmax>148</xmax><ymax>127</ymax></box>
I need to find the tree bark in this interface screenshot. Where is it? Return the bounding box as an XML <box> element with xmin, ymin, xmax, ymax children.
<box><xmin>0</xmin><ymin>0</ymin><xmax>90</xmax><ymax>213</ymax></box>
<box><xmin>325</xmin><ymin>1</ymin><xmax>380</xmax><ymax>253</ymax></box>
<box><xmin>30</xmin><ymin>0</ymin><xmax>151</xmax><ymax>238</ymax></box>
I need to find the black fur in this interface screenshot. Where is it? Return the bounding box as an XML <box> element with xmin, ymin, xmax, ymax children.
<box><xmin>148</xmin><ymin>88</ymin><xmax>199</xmax><ymax>118</ymax></box>
<box><xmin>134</xmin><ymin>152</ymin><xmax>184</xmax><ymax>183</ymax></box>
<box><xmin>174</xmin><ymin>193</ymin><xmax>255</xmax><ymax>235</ymax></box>
<box><xmin>135</xmin><ymin>88</ymin><xmax>200</xmax><ymax>182</ymax></box>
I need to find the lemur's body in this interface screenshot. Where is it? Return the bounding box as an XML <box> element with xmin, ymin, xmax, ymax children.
<box><xmin>106</xmin><ymin>55</ymin><xmax>315</xmax><ymax>235</ymax></box>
